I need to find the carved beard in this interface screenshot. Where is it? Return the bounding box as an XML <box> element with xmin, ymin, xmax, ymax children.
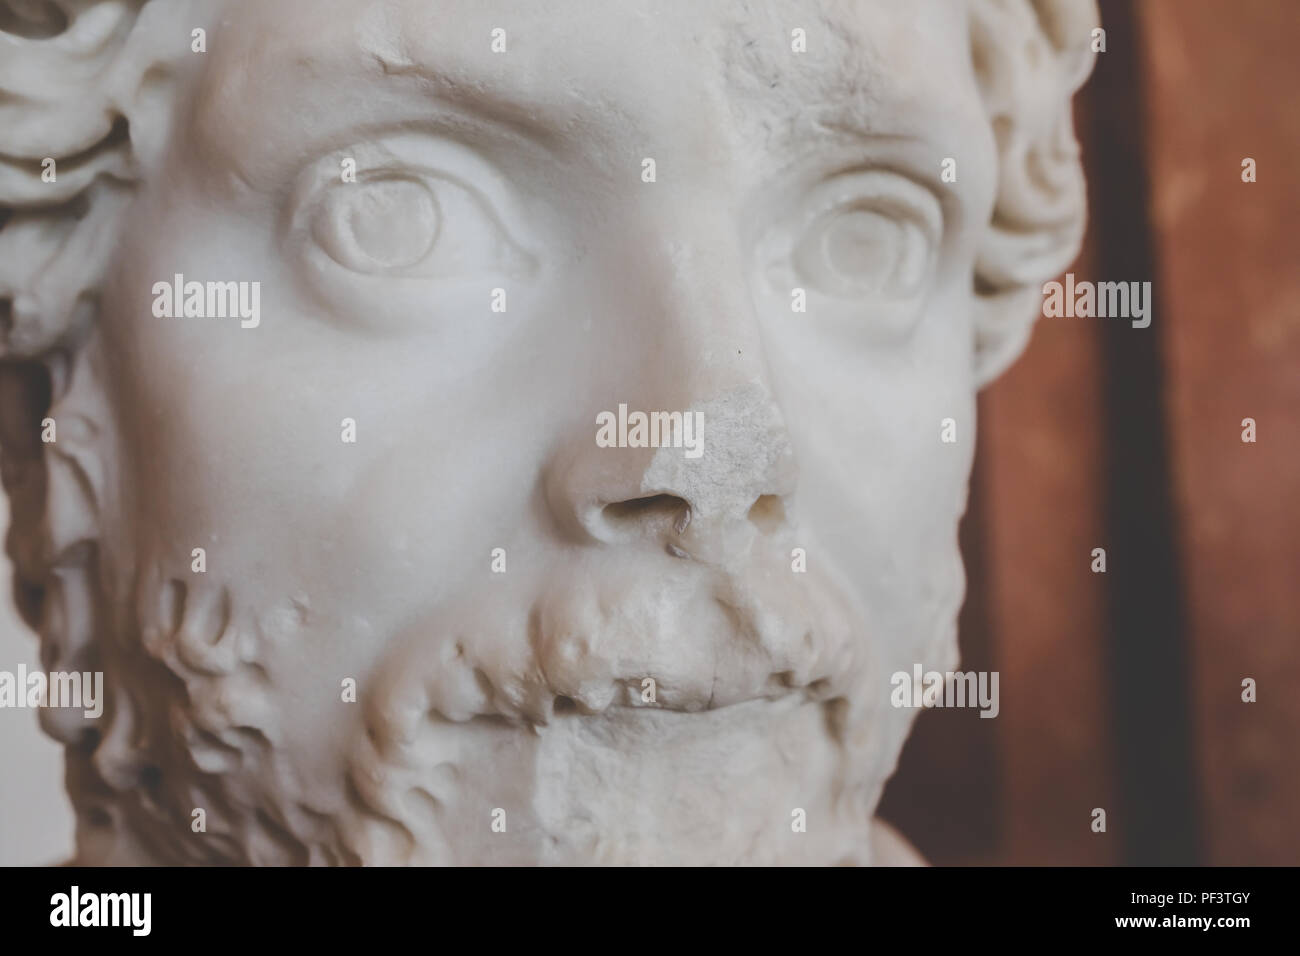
<box><xmin>337</xmin><ymin>546</ymin><xmax>900</xmax><ymax>865</ymax></box>
<box><xmin>76</xmin><ymin>549</ymin><xmax>909</xmax><ymax>865</ymax></box>
<box><xmin>59</xmin><ymin>561</ymin><xmax>307</xmax><ymax>865</ymax></box>
<box><xmin>68</xmin><ymin>534</ymin><xmax>953</xmax><ymax>866</ymax></box>
<box><xmin>335</xmin><ymin>550</ymin><xmax>964</xmax><ymax>866</ymax></box>
<box><xmin>21</xmin><ymin>335</ymin><xmax>309</xmax><ymax>865</ymax></box>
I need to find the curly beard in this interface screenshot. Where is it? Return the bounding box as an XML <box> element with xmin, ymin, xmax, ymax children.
<box><xmin>50</xmin><ymin>506</ymin><xmax>961</xmax><ymax>867</ymax></box>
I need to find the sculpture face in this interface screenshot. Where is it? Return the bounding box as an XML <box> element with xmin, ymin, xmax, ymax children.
<box><xmin>0</xmin><ymin>0</ymin><xmax>1095</xmax><ymax>864</ymax></box>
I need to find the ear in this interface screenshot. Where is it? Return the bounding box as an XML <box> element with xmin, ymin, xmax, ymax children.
<box><xmin>968</xmin><ymin>0</ymin><xmax>1099</xmax><ymax>386</ymax></box>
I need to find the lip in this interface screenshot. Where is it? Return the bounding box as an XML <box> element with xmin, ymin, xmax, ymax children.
<box><xmin>546</xmin><ymin>676</ymin><xmax>837</xmax><ymax>723</ymax></box>
<box><xmin>359</xmin><ymin>549</ymin><xmax>867</xmax><ymax>755</ymax></box>
<box><xmin>538</xmin><ymin>667</ymin><xmax>839</xmax><ymax>721</ymax></box>
<box><xmin>397</xmin><ymin>629</ymin><xmax>852</xmax><ymax>732</ymax></box>
<box><xmin>361</xmin><ymin>627</ymin><xmax>852</xmax><ymax>754</ymax></box>
<box><xmin>506</xmin><ymin>614</ymin><xmax>848</xmax><ymax>723</ymax></box>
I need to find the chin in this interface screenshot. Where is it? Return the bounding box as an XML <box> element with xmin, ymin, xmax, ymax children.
<box><xmin>340</xmin><ymin>689</ymin><xmax>904</xmax><ymax>865</ymax></box>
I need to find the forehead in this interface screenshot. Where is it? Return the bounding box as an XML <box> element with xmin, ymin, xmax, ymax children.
<box><xmin>202</xmin><ymin>0</ymin><xmax>985</xmax><ymax>163</ymax></box>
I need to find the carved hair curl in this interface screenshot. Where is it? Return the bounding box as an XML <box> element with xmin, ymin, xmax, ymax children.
<box><xmin>969</xmin><ymin>0</ymin><xmax>1099</xmax><ymax>382</ymax></box>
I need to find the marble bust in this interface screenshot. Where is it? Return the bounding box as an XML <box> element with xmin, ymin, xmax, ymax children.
<box><xmin>0</xmin><ymin>0</ymin><xmax>1096</xmax><ymax>865</ymax></box>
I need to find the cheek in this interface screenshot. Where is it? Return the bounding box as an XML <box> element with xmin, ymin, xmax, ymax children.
<box><xmin>797</xmin><ymin>376</ymin><xmax>972</xmax><ymax>581</ymax></box>
<box><xmin>772</xmin><ymin>298</ymin><xmax>975</xmax><ymax>637</ymax></box>
<box><xmin>102</xmin><ymin>262</ymin><xmax>552</xmax><ymax>627</ymax></box>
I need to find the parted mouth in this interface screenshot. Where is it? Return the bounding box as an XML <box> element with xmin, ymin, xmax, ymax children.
<box><xmin>367</xmin><ymin>616</ymin><xmax>853</xmax><ymax>737</ymax></box>
<box><xmin>478</xmin><ymin>654</ymin><xmax>845</xmax><ymax>729</ymax></box>
<box><xmin>543</xmin><ymin>666</ymin><xmax>839</xmax><ymax>719</ymax></box>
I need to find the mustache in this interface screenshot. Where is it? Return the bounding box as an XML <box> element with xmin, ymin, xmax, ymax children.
<box><xmin>359</xmin><ymin>544</ymin><xmax>869</xmax><ymax>757</ymax></box>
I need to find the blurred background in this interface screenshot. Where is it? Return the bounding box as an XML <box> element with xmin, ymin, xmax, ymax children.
<box><xmin>881</xmin><ymin>0</ymin><xmax>1300</xmax><ymax>865</ymax></box>
<box><xmin>2</xmin><ymin>0</ymin><xmax>1297</xmax><ymax>866</ymax></box>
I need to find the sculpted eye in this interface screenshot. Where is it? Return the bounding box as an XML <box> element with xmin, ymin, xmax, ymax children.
<box><xmin>759</xmin><ymin>170</ymin><xmax>942</xmax><ymax>343</ymax></box>
<box><xmin>313</xmin><ymin>176</ymin><xmax>441</xmax><ymax>272</ymax></box>
<box><xmin>793</xmin><ymin>204</ymin><xmax>932</xmax><ymax>300</ymax></box>
<box><xmin>307</xmin><ymin>170</ymin><xmax>528</xmax><ymax>279</ymax></box>
<box><xmin>284</xmin><ymin>134</ymin><xmax>540</xmax><ymax>331</ymax></box>
<box><xmin>287</xmin><ymin>133</ymin><xmax>539</xmax><ymax>297</ymax></box>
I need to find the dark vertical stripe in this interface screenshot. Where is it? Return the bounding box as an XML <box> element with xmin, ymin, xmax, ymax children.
<box><xmin>1088</xmin><ymin>0</ymin><xmax>1200</xmax><ymax>865</ymax></box>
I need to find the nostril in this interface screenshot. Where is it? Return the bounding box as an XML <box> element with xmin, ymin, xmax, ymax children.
<box><xmin>600</xmin><ymin>494</ymin><xmax>690</xmax><ymax>535</ymax></box>
<box><xmin>747</xmin><ymin>494</ymin><xmax>786</xmax><ymax>533</ymax></box>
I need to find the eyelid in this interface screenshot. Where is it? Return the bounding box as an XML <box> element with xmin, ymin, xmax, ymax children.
<box><xmin>756</xmin><ymin>168</ymin><xmax>942</xmax><ymax>288</ymax></box>
<box><xmin>796</xmin><ymin>169</ymin><xmax>944</xmax><ymax>242</ymax></box>
<box><xmin>282</xmin><ymin>131</ymin><xmax>532</xmax><ymax>252</ymax></box>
